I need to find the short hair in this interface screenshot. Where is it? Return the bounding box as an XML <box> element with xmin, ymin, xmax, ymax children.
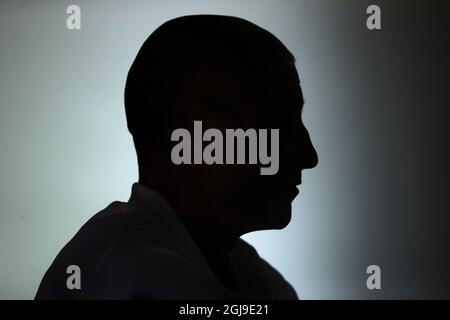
<box><xmin>124</xmin><ymin>14</ymin><xmax>294</xmax><ymax>156</ymax></box>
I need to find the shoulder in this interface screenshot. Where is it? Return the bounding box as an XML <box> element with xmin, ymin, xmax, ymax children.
<box><xmin>231</xmin><ymin>239</ymin><xmax>299</xmax><ymax>300</ymax></box>
<box><xmin>35</xmin><ymin>201</ymin><xmax>137</xmax><ymax>299</ymax></box>
<box><xmin>36</xmin><ymin>201</ymin><xmax>219</xmax><ymax>299</ymax></box>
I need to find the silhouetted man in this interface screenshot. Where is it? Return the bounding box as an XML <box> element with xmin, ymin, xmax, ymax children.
<box><xmin>36</xmin><ymin>14</ymin><xmax>318</xmax><ymax>299</ymax></box>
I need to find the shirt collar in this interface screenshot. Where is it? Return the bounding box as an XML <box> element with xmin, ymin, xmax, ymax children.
<box><xmin>127</xmin><ymin>182</ymin><xmax>216</xmax><ymax>274</ymax></box>
<box><xmin>127</xmin><ymin>182</ymin><xmax>180</xmax><ymax>229</ymax></box>
<box><xmin>126</xmin><ymin>182</ymin><xmax>258</xmax><ymax>298</ymax></box>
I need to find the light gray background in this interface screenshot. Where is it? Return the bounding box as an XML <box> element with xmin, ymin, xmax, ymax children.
<box><xmin>1</xmin><ymin>0</ymin><xmax>449</xmax><ymax>299</ymax></box>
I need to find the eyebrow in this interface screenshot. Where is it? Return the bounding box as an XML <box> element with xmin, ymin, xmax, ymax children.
<box><xmin>291</xmin><ymin>97</ymin><xmax>304</xmax><ymax>110</ymax></box>
<box><xmin>282</xmin><ymin>98</ymin><xmax>303</xmax><ymax>116</ymax></box>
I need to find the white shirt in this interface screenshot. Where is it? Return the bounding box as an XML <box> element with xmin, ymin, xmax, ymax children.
<box><xmin>35</xmin><ymin>183</ymin><xmax>298</xmax><ymax>300</ymax></box>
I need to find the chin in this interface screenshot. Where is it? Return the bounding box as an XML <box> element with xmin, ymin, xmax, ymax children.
<box><xmin>258</xmin><ymin>200</ymin><xmax>293</xmax><ymax>230</ymax></box>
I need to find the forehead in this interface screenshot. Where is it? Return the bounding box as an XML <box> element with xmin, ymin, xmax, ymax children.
<box><xmin>214</xmin><ymin>58</ymin><xmax>304</xmax><ymax>122</ymax></box>
<box><xmin>233</xmin><ymin>62</ymin><xmax>304</xmax><ymax>126</ymax></box>
<box><xmin>260</xmin><ymin>61</ymin><xmax>304</xmax><ymax>105</ymax></box>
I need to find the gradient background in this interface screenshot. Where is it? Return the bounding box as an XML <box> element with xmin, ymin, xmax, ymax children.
<box><xmin>0</xmin><ymin>0</ymin><xmax>449</xmax><ymax>299</ymax></box>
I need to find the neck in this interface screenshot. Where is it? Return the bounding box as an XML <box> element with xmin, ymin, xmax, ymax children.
<box><xmin>139</xmin><ymin>174</ymin><xmax>243</xmax><ymax>290</ymax></box>
<box><xmin>182</xmin><ymin>218</ymin><xmax>241</xmax><ymax>291</ymax></box>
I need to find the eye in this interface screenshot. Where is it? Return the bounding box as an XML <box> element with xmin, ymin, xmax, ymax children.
<box><xmin>285</xmin><ymin>104</ymin><xmax>302</xmax><ymax>119</ymax></box>
<box><xmin>285</xmin><ymin>97</ymin><xmax>304</xmax><ymax>113</ymax></box>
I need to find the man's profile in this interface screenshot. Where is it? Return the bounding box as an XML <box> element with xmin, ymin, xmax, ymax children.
<box><xmin>35</xmin><ymin>14</ymin><xmax>318</xmax><ymax>299</ymax></box>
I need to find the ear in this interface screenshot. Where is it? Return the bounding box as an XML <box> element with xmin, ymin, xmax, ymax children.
<box><xmin>186</xmin><ymin>102</ymin><xmax>218</xmax><ymax>129</ymax></box>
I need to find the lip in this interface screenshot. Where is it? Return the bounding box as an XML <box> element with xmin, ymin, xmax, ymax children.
<box><xmin>283</xmin><ymin>185</ymin><xmax>299</xmax><ymax>199</ymax></box>
<box><xmin>284</xmin><ymin>175</ymin><xmax>302</xmax><ymax>187</ymax></box>
<box><xmin>286</xmin><ymin>180</ymin><xmax>302</xmax><ymax>187</ymax></box>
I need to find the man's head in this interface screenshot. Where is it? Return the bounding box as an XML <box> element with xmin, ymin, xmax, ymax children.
<box><xmin>125</xmin><ymin>15</ymin><xmax>318</xmax><ymax>236</ymax></box>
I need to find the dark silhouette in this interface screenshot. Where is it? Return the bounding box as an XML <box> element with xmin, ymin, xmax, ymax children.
<box><xmin>36</xmin><ymin>14</ymin><xmax>318</xmax><ymax>299</ymax></box>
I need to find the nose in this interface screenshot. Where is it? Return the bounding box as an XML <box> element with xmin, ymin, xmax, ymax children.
<box><xmin>301</xmin><ymin>128</ymin><xmax>318</xmax><ymax>169</ymax></box>
<box><xmin>292</xmin><ymin>124</ymin><xmax>318</xmax><ymax>170</ymax></box>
